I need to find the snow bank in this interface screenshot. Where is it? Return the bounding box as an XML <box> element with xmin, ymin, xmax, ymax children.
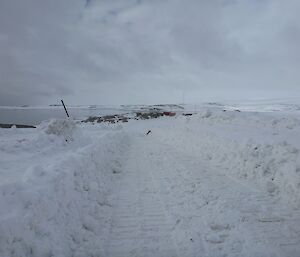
<box><xmin>198</xmin><ymin>136</ymin><xmax>300</xmax><ymax>207</ymax></box>
<box><xmin>0</xmin><ymin>127</ymin><xmax>130</xmax><ymax>257</ymax></box>
<box><xmin>155</xmin><ymin>109</ymin><xmax>300</xmax><ymax>208</ymax></box>
<box><xmin>199</xmin><ymin>111</ymin><xmax>300</xmax><ymax>208</ymax></box>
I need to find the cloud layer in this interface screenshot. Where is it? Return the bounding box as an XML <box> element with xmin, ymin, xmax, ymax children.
<box><xmin>1</xmin><ymin>0</ymin><xmax>299</xmax><ymax>105</ymax></box>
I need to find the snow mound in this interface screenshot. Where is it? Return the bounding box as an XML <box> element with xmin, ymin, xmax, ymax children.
<box><xmin>199</xmin><ymin>109</ymin><xmax>213</xmax><ymax>118</ymax></box>
<box><xmin>42</xmin><ymin>119</ymin><xmax>77</xmax><ymax>141</ymax></box>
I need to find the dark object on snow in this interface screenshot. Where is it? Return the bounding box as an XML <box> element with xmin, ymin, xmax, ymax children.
<box><xmin>112</xmin><ymin>169</ymin><xmax>121</xmax><ymax>174</ymax></box>
<box><xmin>146</xmin><ymin>130</ymin><xmax>152</xmax><ymax>135</ymax></box>
<box><xmin>136</xmin><ymin>112</ymin><xmax>164</xmax><ymax>120</ymax></box>
<box><xmin>82</xmin><ymin>114</ymin><xmax>130</xmax><ymax>124</ymax></box>
<box><xmin>0</xmin><ymin>124</ymin><xmax>36</xmax><ymax>129</ymax></box>
<box><xmin>183</xmin><ymin>113</ymin><xmax>193</xmax><ymax>116</ymax></box>
<box><xmin>83</xmin><ymin>116</ymin><xmax>98</xmax><ymax>123</ymax></box>
<box><xmin>61</xmin><ymin>99</ymin><xmax>70</xmax><ymax>117</ymax></box>
<box><xmin>235</xmin><ymin>109</ymin><xmax>241</xmax><ymax>112</ymax></box>
<box><xmin>163</xmin><ymin>111</ymin><xmax>176</xmax><ymax>116</ymax></box>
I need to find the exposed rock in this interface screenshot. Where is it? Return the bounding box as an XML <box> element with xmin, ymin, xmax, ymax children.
<box><xmin>0</xmin><ymin>124</ymin><xmax>36</xmax><ymax>129</ymax></box>
<box><xmin>82</xmin><ymin>110</ymin><xmax>177</xmax><ymax>124</ymax></box>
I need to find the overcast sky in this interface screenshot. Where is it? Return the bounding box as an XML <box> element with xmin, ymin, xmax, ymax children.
<box><xmin>0</xmin><ymin>0</ymin><xmax>300</xmax><ymax>106</ymax></box>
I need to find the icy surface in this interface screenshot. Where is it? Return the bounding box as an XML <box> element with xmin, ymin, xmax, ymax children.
<box><xmin>0</xmin><ymin>107</ymin><xmax>300</xmax><ymax>257</ymax></box>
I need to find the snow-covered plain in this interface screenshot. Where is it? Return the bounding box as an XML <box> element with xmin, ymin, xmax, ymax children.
<box><xmin>1</xmin><ymin>105</ymin><xmax>300</xmax><ymax>257</ymax></box>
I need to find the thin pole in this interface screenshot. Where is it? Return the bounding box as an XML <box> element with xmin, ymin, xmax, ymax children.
<box><xmin>61</xmin><ymin>99</ymin><xmax>69</xmax><ymax>117</ymax></box>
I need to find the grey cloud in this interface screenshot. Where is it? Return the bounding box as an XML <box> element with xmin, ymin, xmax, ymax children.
<box><xmin>0</xmin><ymin>0</ymin><xmax>299</xmax><ymax>106</ymax></box>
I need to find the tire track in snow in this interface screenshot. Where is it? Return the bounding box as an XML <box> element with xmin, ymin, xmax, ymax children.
<box><xmin>105</xmin><ymin>135</ymin><xmax>179</xmax><ymax>257</ymax></box>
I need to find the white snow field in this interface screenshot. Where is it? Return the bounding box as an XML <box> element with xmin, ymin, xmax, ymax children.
<box><xmin>1</xmin><ymin>106</ymin><xmax>300</xmax><ymax>257</ymax></box>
